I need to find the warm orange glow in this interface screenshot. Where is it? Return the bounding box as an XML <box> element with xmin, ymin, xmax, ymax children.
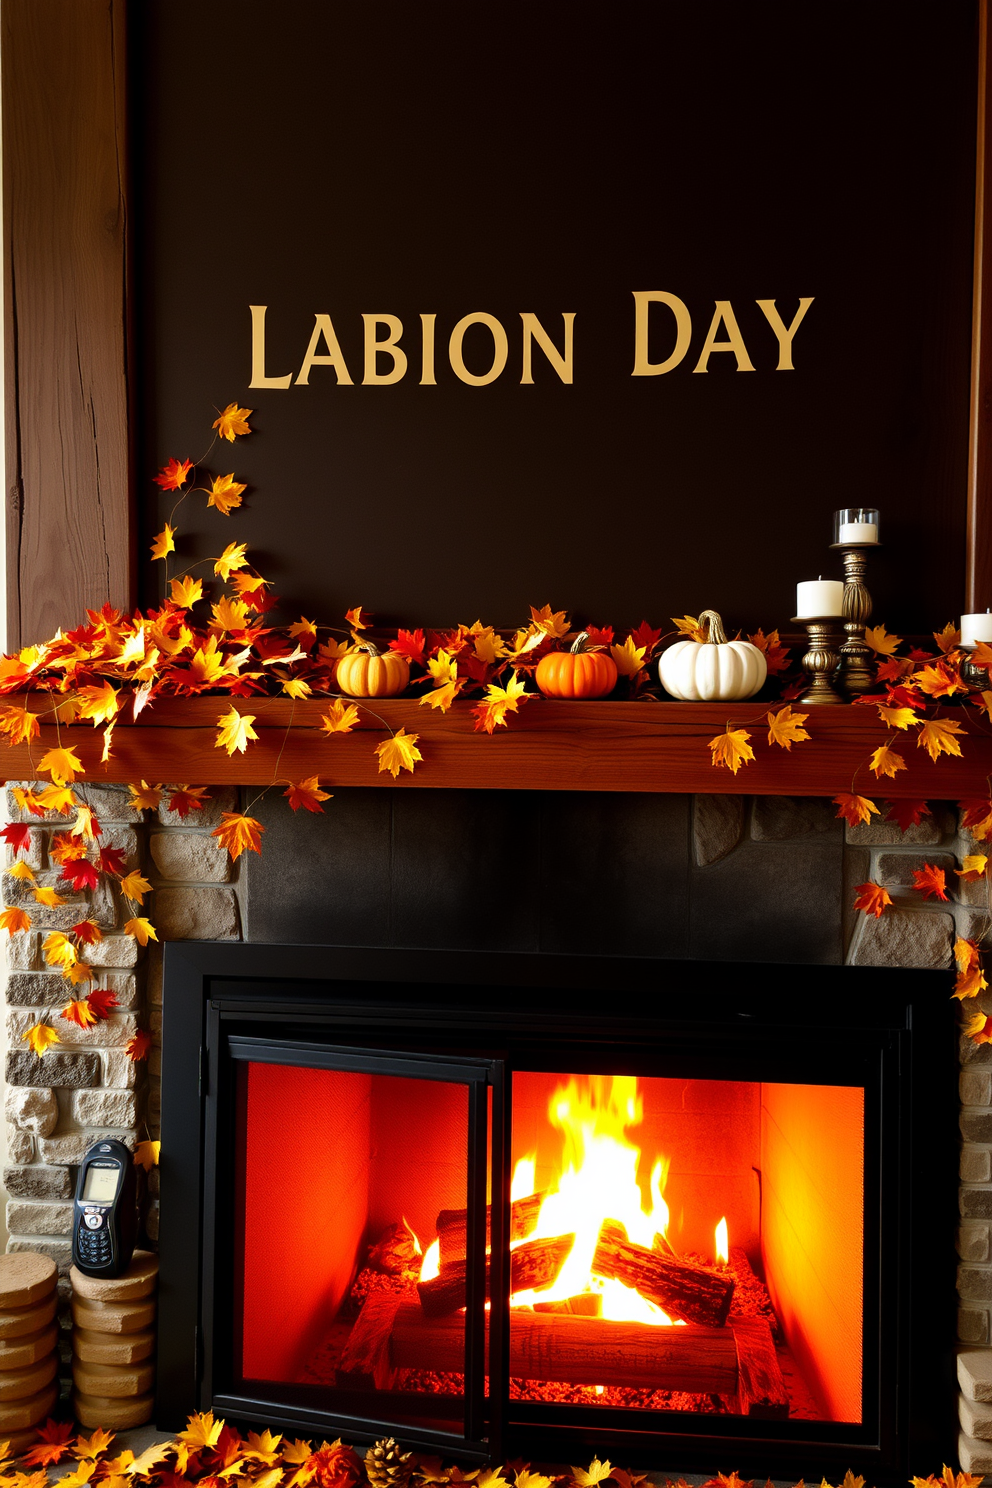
<box><xmin>715</xmin><ymin>1216</ymin><xmax>729</xmax><ymax>1264</ymax></box>
<box><xmin>510</xmin><ymin>1074</ymin><xmax>682</xmax><ymax>1325</ymax></box>
<box><xmin>419</xmin><ymin>1237</ymin><xmax>440</xmax><ymax>1282</ymax></box>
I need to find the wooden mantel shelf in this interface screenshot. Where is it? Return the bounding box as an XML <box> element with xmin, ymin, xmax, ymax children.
<box><xmin>2</xmin><ymin>696</ymin><xmax>991</xmax><ymax>798</ymax></box>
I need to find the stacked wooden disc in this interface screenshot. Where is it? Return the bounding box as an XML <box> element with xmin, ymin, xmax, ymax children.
<box><xmin>70</xmin><ymin>1251</ymin><xmax>157</xmax><ymax>1429</ymax></box>
<box><xmin>0</xmin><ymin>1253</ymin><xmax>59</xmax><ymax>1455</ymax></box>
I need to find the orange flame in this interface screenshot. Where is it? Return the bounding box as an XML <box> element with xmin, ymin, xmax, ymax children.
<box><xmin>511</xmin><ymin>1074</ymin><xmax>682</xmax><ymax>1326</ymax></box>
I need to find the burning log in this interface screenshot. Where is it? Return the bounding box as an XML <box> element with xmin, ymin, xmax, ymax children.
<box><xmin>533</xmin><ymin>1293</ymin><xmax>602</xmax><ymax>1317</ymax></box>
<box><xmin>590</xmin><ymin>1219</ymin><xmax>735</xmax><ymax>1327</ymax></box>
<box><xmin>389</xmin><ymin>1299</ymin><xmax>741</xmax><ymax>1393</ymax></box>
<box><xmin>436</xmin><ymin>1192</ymin><xmax>546</xmax><ymax>1265</ymax></box>
<box><xmin>417</xmin><ymin>1233</ymin><xmax>574</xmax><ymax>1316</ymax></box>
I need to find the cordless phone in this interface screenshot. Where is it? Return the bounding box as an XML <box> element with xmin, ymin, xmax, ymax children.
<box><xmin>71</xmin><ymin>1139</ymin><xmax>138</xmax><ymax>1277</ymax></box>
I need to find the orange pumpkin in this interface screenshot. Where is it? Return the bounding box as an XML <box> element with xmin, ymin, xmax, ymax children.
<box><xmin>535</xmin><ymin>632</ymin><xmax>618</xmax><ymax>699</ymax></box>
<box><xmin>336</xmin><ymin>644</ymin><xmax>410</xmax><ymax>698</ymax></box>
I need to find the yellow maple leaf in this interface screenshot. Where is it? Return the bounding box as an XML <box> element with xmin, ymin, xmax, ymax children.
<box><xmin>212</xmin><ymin>812</ymin><xmax>265</xmax><ymax>859</ymax></box>
<box><xmin>869</xmin><ymin>744</ymin><xmax>906</xmax><ymax>779</ymax></box>
<box><xmin>571</xmin><ymin>1462</ymin><xmax>613</xmax><ymax>1488</ymax></box>
<box><xmin>33</xmin><ymin>887</ymin><xmax>67</xmax><ymax>907</ymax></box>
<box><xmin>5</xmin><ymin>861</ymin><xmax>36</xmax><ymax>882</ymax></box>
<box><xmin>281</xmin><ymin>678</ymin><xmax>312</xmax><ymax>700</ymax></box>
<box><xmin>60</xmin><ymin>1462</ymin><xmax>97</xmax><ymax>1488</ymax></box>
<box><xmin>209</xmin><ymin>596</ymin><xmax>251</xmax><ymax>636</ymax></box>
<box><xmin>207</xmin><ymin>473</ymin><xmax>246</xmax><ymax>515</ymax></box>
<box><xmin>958</xmin><ymin>855</ymin><xmax>990</xmax><ymax>881</ymax></box>
<box><xmin>876</xmin><ymin>703</ymin><xmax>917</xmax><ymax>730</ymax></box>
<box><xmin>610</xmin><ymin>637</ymin><xmax>647</xmax><ymax>678</ymax></box>
<box><xmin>421</xmin><ymin>678</ymin><xmax>462</xmax><ymax>711</ymax></box>
<box><xmin>150</xmin><ymin>524</ymin><xmax>175</xmax><ymax>561</ymax></box>
<box><xmin>43</xmin><ymin>932</ymin><xmax>77</xmax><ymax>969</ymax></box>
<box><xmin>35</xmin><ymin>783</ymin><xmax>78</xmax><ymax>813</ymax></box>
<box><xmin>127</xmin><ymin>782</ymin><xmax>164</xmax><ymax>812</ymax></box>
<box><xmin>213</xmin><ymin>402</ymin><xmax>252</xmax><ymax>441</ymax></box>
<box><xmin>37</xmin><ymin>746</ymin><xmax>84</xmax><ymax>786</ymax></box>
<box><xmin>120</xmin><ymin>871</ymin><xmax>152</xmax><ymax>904</ymax></box>
<box><xmin>216</xmin><ymin>707</ymin><xmax>259</xmax><ymax>756</ymax></box>
<box><xmin>125</xmin><ymin>1444</ymin><xmax>172</xmax><ymax>1477</ymax></box>
<box><xmin>0</xmin><ymin>907</ymin><xmax>31</xmax><ymax>935</ymax></box>
<box><xmin>917</xmin><ymin>717</ymin><xmax>966</xmax><ymax>762</ymax></box>
<box><xmin>934</xmin><ymin>622</ymin><xmax>962</xmax><ymax>654</ymax></box>
<box><xmin>64</xmin><ymin>961</ymin><xmax>96</xmax><ymax>986</ymax></box>
<box><xmin>473</xmin><ymin>673</ymin><xmax>529</xmax><ymax>733</ymax></box>
<box><xmin>766</xmin><ymin>706</ymin><xmax>810</xmax><ymax>750</ymax></box>
<box><xmin>529</xmin><ymin>604</ymin><xmax>570</xmax><ymax>638</ymax></box>
<box><xmin>473</xmin><ymin>628</ymin><xmax>508</xmax><ymax>664</ymax></box>
<box><xmin>170</xmin><ymin>575</ymin><xmax>204</xmax><ymax>609</ymax></box>
<box><xmin>244</xmin><ymin>1431</ymin><xmax>283</xmax><ymax>1464</ymax></box>
<box><xmin>0</xmin><ymin>705</ymin><xmax>40</xmax><ymax>745</ymax></box>
<box><xmin>134</xmin><ymin>1140</ymin><xmax>160</xmax><ymax>1173</ymax></box>
<box><xmin>708</xmin><ymin>727</ymin><xmax>754</xmax><ymax>774</ymax></box>
<box><xmin>178</xmin><ymin>1411</ymin><xmax>224</xmax><ymax>1452</ymax></box>
<box><xmin>70</xmin><ymin>805</ymin><xmax>101</xmax><ymax>840</ymax></box>
<box><xmin>214</xmin><ymin>541</ymin><xmax>249</xmax><ymax>581</ymax></box>
<box><xmin>864</xmin><ymin>624</ymin><xmax>902</xmax><ymax>655</ymax></box>
<box><xmin>288</xmin><ymin>617</ymin><xmax>318</xmax><ymax>648</ymax></box>
<box><xmin>514</xmin><ymin>1472</ymin><xmax>554</xmax><ymax>1488</ymax></box>
<box><xmin>22</xmin><ymin>1023</ymin><xmax>59</xmax><ymax>1057</ymax></box>
<box><xmin>123</xmin><ymin>917</ymin><xmax>158</xmax><ymax>946</ymax></box>
<box><xmin>476</xmin><ymin>1471</ymin><xmax>508</xmax><ymax>1488</ymax></box>
<box><xmin>376</xmin><ymin>727</ymin><xmax>423</xmax><ymax>777</ymax></box>
<box><xmin>321</xmin><ymin>700</ymin><xmax>361</xmax><ymax>734</ymax></box>
<box><xmin>672</xmin><ymin>613</ymin><xmax>708</xmax><ymax>642</ymax></box>
<box><xmin>427</xmin><ymin>647</ymin><xmax>459</xmax><ymax>688</ymax></box>
<box><xmin>281</xmin><ymin>1442</ymin><xmax>314</xmax><ymax>1467</ymax></box>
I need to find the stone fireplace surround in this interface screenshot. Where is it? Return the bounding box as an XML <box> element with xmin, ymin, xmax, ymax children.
<box><xmin>0</xmin><ymin>783</ymin><xmax>987</xmax><ymax>1467</ymax></box>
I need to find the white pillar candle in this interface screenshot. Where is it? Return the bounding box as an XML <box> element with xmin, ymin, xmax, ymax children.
<box><xmin>796</xmin><ymin>578</ymin><xmax>845</xmax><ymax>618</ymax></box>
<box><xmin>837</xmin><ymin>520</ymin><xmax>878</xmax><ymax>544</ymax></box>
<box><xmin>962</xmin><ymin>611</ymin><xmax>992</xmax><ymax>646</ymax></box>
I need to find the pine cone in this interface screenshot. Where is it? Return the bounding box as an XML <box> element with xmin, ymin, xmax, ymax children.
<box><xmin>365</xmin><ymin>1439</ymin><xmax>413</xmax><ymax>1488</ymax></box>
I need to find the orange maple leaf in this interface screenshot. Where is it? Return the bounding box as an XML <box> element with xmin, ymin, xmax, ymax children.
<box><xmin>321</xmin><ymin>701</ymin><xmax>361</xmax><ymax>735</ymax></box>
<box><xmin>913</xmin><ymin>661</ymin><xmax>966</xmax><ymax>698</ymax></box>
<box><xmin>0</xmin><ymin>704</ymin><xmax>40</xmax><ymax>745</ymax></box>
<box><xmin>126</xmin><ymin>1030</ymin><xmax>153</xmax><ymax>1062</ymax></box>
<box><xmin>119</xmin><ymin>871</ymin><xmax>152</xmax><ymax>904</ymax></box>
<box><xmin>933</xmin><ymin>623</ymin><xmax>962</xmax><ymax>654</ymax></box>
<box><xmin>954</xmin><ymin>938</ymin><xmax>989</xmax><ymax>1000</ymax></box>
<box><xmin>962</xmin><ymin>1006</ymin><xmax>992</xmax><ymax>1043</ymax></box>
<box><xmin>876</xmin><ymin>703</ymin><xmax>917</xmax><ymax>730</ymax></box>
<box><xmin>345</xmin><ymin>606</ymin><xmax>371</xmax><ymax>630</ymax></box>
<box><xmin>206</xmin><ymin>473</ymin><xmax>247</xmax><ymax>515</ymax></box>
<box><xmin>869</xmin><ymin>744</ymin><xmax>906</xmax><ymax>779</ymax></box>
<box><xmin>0</xmin><ymin>907</ymin><xmax>31</xmax><ymax>935</ymax></box>
<box><xmin>154</xmin><ymin>457</ymin><xmax>192</xmax><ymax>491</ymax></box>
<box><xmin>212</xmin><ymin>403</ymin><xmax>252</xmax><ymax>441</ymax></box>
<box><xmin>529</xmin><ymin>604</ymin><xmax>570</xmax><ymax>639</ymax></box>
<box><xmin>748</xmin><ymin>628</ymin><xmax>789</xmax><ymax>675</ymax></box>
<box><xmin>708</xmin><ymin>728</ymin><xmax>754</xmax><ymax>774</ymax></box>
<box><xmin>833</xmin><ymin>793</ymin><xmax>880</xmax><ymax>827</ymax></box>
<box><xmin>766</xmin><ymin>706</ymin><xmax>810</xmax><ymax>750</ymax></box>
<box><xmin>852</xmin><ymin>881</ymin><xmax>892</xmax><ymax>917</ymax></box>
<box><xmin>61</xmin><ymin>998</ymin><xmax>98</xmax><ymax>1030</ymax></box>
<box><xmin>912</xmin><ymin>862</ymin><xmax>948</xmax><ymax>900</ymax></box>
<box><xmin>864</xmin><ymin>624</ymin><xmax>902</xmax><ymax>655</ymax></box>
<box><xmin>284</xmin><ymin>778</ymin><xmax>331</xmax><ymax>813</ymax></box>
<box><xmin>212</xmin><ymin>811</ymin><xmax>265</xmax><ymax>859</ymax></box>
<box><xmin>127</xmin><ymin>782</ymin><xmax>164</xmax><ymax>812</ymax></box>
<box><xmin>917</xmin><ymin>717</ymin><xmax>966</xmax><ymax>762</ymax></box>
<box><xmin>23</xmin><ymin>1420</ymin><xmax>76</xmax><ymax>1468</ymax></box>
<box><xmin>123</xmin><ymin>917</ymin><xmax>158</xmax><ymax>946</ymax></box>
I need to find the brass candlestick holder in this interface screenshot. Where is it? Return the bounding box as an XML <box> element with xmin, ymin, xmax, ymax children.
<box><xmin>831</xmin><ymin>508</ymin><xmax>880</xmax><ymax>697</ymax></box>
<box><xmin>791</xmin><ymin>615</ymin><xmax>845</xmax><ymax>703</ymax></box>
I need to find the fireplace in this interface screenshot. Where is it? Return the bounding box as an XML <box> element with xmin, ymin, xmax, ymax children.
<box><xmin>157</xmin><ymin>942</ymin><xmax>957</xmax><ymax>1483</ymax></box>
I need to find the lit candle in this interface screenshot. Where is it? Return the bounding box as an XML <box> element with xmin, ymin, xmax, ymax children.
<box><xmin>796</xmin><ymin>577</ymin><xmax>845</xmax><ymax>618</ymax></box>
<box><xmin>834</xmin><ymin>507</ymin><xmax>880</xmax><ymax>545</ymax></box>
<box><xmin>962</xmin><ymin>611</ymin><xmax>992</xmax><ymax>647</ymax></box>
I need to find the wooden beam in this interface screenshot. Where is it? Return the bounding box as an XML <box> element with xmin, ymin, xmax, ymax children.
<box><xmin>0</xmin><ymin>696</ymin><xmax>990</xmax><ymax>796</ymax></box>
<box><xmin>969</xmin><ymin>0</ymin><xmax>992</xmax><ymax>610</ymax></box>
<box><xmin>3</xmin><ymin>0</ymin><xmax>133</xmax><ymax>650</ymax></box>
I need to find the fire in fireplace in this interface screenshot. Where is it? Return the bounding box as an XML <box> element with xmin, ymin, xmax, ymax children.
<box><xmin>157</xmin><ymin>944</ymin><xmax>956</xmax><ymax>1485</ymax></box>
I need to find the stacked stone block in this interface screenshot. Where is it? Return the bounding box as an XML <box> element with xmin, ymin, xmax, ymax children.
<box><xmin>71</xmin><ymin>1250</ymin><xmax>158</xmax><ymax>1427</ymax></box>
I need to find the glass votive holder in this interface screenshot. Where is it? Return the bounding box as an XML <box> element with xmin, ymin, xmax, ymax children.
<box><xmin>833</xmin><ymin>508</ymin><xmax>880</xmax><ymax>545</ymax></box>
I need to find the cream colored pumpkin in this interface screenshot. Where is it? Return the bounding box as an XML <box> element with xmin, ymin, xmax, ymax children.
<box><xmin>658</xmin><ymin>609</ymin><xmax>767</xmax><ymax>700</ymax></box>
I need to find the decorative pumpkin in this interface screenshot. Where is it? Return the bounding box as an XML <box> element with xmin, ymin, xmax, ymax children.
<box><xmin>535</xmin><ymin>632</ymin><xmax>618</xmax><ymax>699</ymax></box>
<box><xmin>336</xmin><ymin>643</ymin><xmax>410</xmax><ymax>698</ymax></box>
<box><xmin>658</xmin><ymin>609</ymin><xmax>767</xmax><ymax>700</ymax></box>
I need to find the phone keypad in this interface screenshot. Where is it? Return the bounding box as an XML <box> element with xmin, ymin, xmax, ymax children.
<box><xmin>76</xmin><ymin>1213</ymin><xmax>112</xmax><ymax>1268</ymax></box>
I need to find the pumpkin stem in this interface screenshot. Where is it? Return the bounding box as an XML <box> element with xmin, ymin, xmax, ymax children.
<box><xmin>569</xmin><ymin>631</ymin><xmax>591</xmax><ymax>654</ymax></box>
<box><xmin>356</xmin><ymin>640</ymin><xmax>380</xmax><ymax>656</ymax></box>
<box><xmin>697</xmin><ymin>610</ymin><xmax>728</xmax><ymax>645</ymax></box>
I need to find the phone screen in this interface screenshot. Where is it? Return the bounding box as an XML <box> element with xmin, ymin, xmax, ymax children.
<box><xmin>82</xmin><ymin>1166</ymin><xmax>118</xmax><ymax>1204</ymax></box>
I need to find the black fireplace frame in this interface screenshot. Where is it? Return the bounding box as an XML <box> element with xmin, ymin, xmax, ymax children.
<box><xmin>158</xmin><ymin>942</ymin><xmax>958</xmax><ymax>1483</ymax></box>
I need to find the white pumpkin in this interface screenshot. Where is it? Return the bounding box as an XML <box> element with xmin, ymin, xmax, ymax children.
<box><xmin>658</xmin><ymin>609</ymin><xmax>767</xmax><ymax>700</ymax></box>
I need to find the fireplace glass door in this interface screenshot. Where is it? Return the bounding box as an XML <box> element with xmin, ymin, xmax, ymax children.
<box><xmin>213</xmin><ymin>1038</ymin><xmax>497</xmax><ymax>1454</ymax></box>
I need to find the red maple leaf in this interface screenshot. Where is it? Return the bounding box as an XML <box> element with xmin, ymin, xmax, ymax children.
<box><xmin>584</xmin><ymin>625</ymin><xmax>615</xmax><ymax>648</ymax></box>
<box><xmin>154</xmin><ymin>457</ymin><xmax>192</xmax><ymax>490</ymax></box>
<box><xmin>60</xmin><ymin>858</ymin><xmax>100</xmax><ymax>892</ymax></box>
<box><xmin>167</xmin><ymin>786</ymin><xmax>209</xmax><ymax>819</ymax></box>
<box><xmin>908</xmin><ymin>647</ymin><xmax>933</xmax><ymax>662</ymax></box>
<box><xmin>70</xmin><ymin>919</ymin><xmax>103</xmax><ymax>945</ymax></box>
<box><xmin>389</xmin><ymin>629</ymin><xmax>427</xmax><ymax>666</ymax></box>
<box><xmin>22</xmin><ymin>1419</ymin><xmax>75</xmax><ymax>1468</ymax></box>
<box><xmin>962</xmin><ymin>798</ymin><xmax>992</xmax><ymax>830</ymax></box>
<box><xmin>876</xmin><ymin>655</ymin><xmax>911</xmax><ymax>681</ymax></box>
<box><xmin>885</xmin><ymin>800</ymin><xmax>931</xmax><ymax>833</ymax></box>
<box><xmin>778</xmin><ymin>675</ymin><xmax>806</xmax><ymax>701</ymax></box>
<box><xmin>97</xmin><ymin>846</ymin><xmax>128</xmax><ymax>876</ymax></box>
<box><xmin>126</xmin><ymin>1030</ymin><xmax>152</xmax><ymax>1062</ymax></box>
<box><xmin>86</xmin><ymin>988</ymin><xmax>119</xmax><ymax>1021</ymax></box>
<box><xmin>628</xmin><ymin>620</ymin><xmax>663</xmax><ymax>655</ymax></box>
<box><xmin>0</xmin><ymin>822</ymin><xmax>32</xmax><ymax>854</ymax></box>
<box><xmin>912</xmin><ymin>862</ymin><xmax>948</xmax><ymax>900</ymax></box>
